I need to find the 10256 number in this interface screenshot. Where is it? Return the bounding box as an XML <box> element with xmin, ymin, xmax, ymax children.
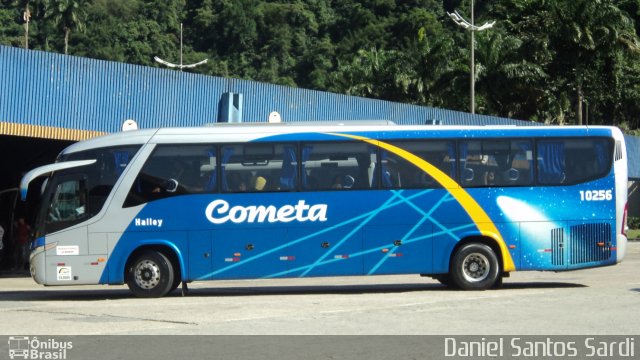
<box><xmin>579</xmin><ymin>189</ymin><xmax>612</xmax><ymax>201</ymax></box>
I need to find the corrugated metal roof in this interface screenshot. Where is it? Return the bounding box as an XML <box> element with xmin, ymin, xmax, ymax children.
<box><xmin>0</xmin><ymin>45</ymin><xmax>535</xmax><ymax>135</ymax></box>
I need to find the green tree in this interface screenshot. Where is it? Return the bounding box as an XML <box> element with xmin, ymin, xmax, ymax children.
<box><xmin>44</xmin><ymin>0</ymin><xmax>91</xmax><ymax>55</ymax></box>
<box><xmin>331</xmin><ymin>46</ymin><xmax>418</xmax><ymax>103</ymax></box>
<box><xmin>546</xmin><ymin>0</ymin><xmax>639</xmax><ymax>125</ymax></box>
<box><xmin>474</xmin><ymin>30</ymin><xmax>548</xmax><ymax>119</ymax></box>
<box><xmin>1</xmin><ymin>0</ymin><xmax>639</xmax><ymax>129</ymax></box>
<box><xmin>0</xmin><ymin>1</ymin><xmax>24</xmax><ymax>48</ymax></box>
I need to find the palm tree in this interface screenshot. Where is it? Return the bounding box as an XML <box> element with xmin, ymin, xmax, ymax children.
<box><xmin>474</xmin><ymin>30</ymin><xmax>547</xmax><ymax>119</ymax></box>
<box><xmin>44</xmin><ymin>0</ymin><xmax>90</xmax><ymax>55</ymax></box>
<box><xmin>332</xmin><ymin>47</ymin><xmax>418</xmax><ymax>103</ymax></box>
<box><xmin>549</xmin><ymin>0</ymin><xmax>639</xmax><ymax>125</ymax></box>
<box><xmin>413</xmin><ymin>28</ymin><xmax>470</xmax><ymax>110</ymax></box>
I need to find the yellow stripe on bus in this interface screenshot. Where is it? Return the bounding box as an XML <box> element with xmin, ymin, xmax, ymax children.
<box><xmin>330</xmin><ymin>133</ymin><xmax>516</xmax><ymax>272</ymax></box>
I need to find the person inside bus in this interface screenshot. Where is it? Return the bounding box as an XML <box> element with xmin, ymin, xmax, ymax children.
<box><xmin>331</xmin><ymin>175</ymin><xmax>343</xmax><ymax>189</ymax></box>
<box><xmin>331</xmin><ymin>174</ymin><xmax>354</xmax><ymax>189</ymax></box>
<box><xmin>236</xmin><ymin>179</ymin><xmax>248</xmax><ymax>192</ymax></box>
<box><xmin>484</xmin><ymin>169</ymin><xmax>496</xmax><ymax>186</ymax></box>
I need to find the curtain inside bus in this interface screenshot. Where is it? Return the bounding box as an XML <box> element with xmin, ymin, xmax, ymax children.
<box><xmin>221</xmin><ymin>147</ymin><xmax>235</xmax><ymax>191</ymax></box>
<box><xmin>280</xmin><ymin>145</ymin><xmax>297</xmax><ymax>190</ymax></box>
<box><xmin>301</xmin><ymin>145</ymin><xmax>313</xmax><ymax>189</ymax></box>
<box><xmin>515</xmin><ymin>141</ymin><xmax>534</xmax><ymax>182</ymax></box>
<box><xmin>537</xmin><ymin>141</ymin><xmax>565</xmax><ymax>184</ymax></box>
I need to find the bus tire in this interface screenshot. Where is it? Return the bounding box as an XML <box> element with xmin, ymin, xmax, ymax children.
<box><xmin>126</xmin><ymin>250</ymin><xmax>175</xmax><ymax>298</ymax></box>
<box><xmin>450</xmin><ymin>243</ymin><xmax>499</xmax><ymax>290</ymax></box>
<box><xmin>169</xmin><ymin>275</ymin><xmax>181</xmax><ymax>294</ymax></box>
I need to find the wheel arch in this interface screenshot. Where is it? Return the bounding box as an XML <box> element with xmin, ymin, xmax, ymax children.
<box><xmin>124</xmin><ymin>242</ymin><xmax>184</xmax><ymax>283</ymax></box>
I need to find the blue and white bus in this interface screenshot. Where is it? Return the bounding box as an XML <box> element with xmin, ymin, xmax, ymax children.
<box><xmin>20</xmin><ymin>123</ymin><xmax>628</xmax><ymax>297</ymax></box>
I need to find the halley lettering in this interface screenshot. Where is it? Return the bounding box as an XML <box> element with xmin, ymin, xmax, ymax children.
<box><xmin>134</xmin><ymin>218</ymin><xmax>164</xmax><ymax>227</ymax></box>
<box><xmin>205</xmin><ymin>199</ymin><xmax>328</xmax><ymax>224</ymax></box>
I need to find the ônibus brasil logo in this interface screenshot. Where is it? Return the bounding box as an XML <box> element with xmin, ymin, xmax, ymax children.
<box><xmin>205</xmin><ymin>199</ymin><xmax>328</xmax><ymax>224</ymax></box>
<box><xmin>8</xmin><ymin>336</ymin><xmax>73</xmax><ymax>360</ymax></box>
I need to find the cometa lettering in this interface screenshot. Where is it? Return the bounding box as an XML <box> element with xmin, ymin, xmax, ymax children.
<box><xmin>205</xmin><ymin>199</ymin><xmax>328</xmax><ymax>224</ymax></box>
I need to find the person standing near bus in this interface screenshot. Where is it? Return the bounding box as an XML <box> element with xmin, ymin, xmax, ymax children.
<box><xmin>13</xmin><ymin>217</ymin><xmax>30</xmax><ymax>272</ymax></box>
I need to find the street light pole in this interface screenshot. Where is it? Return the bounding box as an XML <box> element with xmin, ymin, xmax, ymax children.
<box><xmin>448</xmin><ymin>1</ymin><xmax>495</xmax><ymax>114</ymax></box>
<box><xmin>23</xmin><ymin>7</ymin><xmax>31</xmax><ymax>49</ymax></box>
<box><xmin>470</xmin><ymin>0</ymin><xmax>475</xmax><ymax>114</ymax></box>
<box><xmin>154</xmin><ymin>23</ymin><xmax>208</xmax><ymax>71</ymax></box>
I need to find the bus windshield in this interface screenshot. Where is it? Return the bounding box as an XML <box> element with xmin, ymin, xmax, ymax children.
<box><xmin>36</xmin><ymin>146</ymin><xmax>140</xmax><ymax>236</ymax></box>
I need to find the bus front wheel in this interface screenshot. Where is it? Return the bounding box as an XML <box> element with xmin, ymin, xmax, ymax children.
<box><xmin>450</xmin><ymin>243</ymin><xmax>499</xmax><ymax>290</ymax></box>
<box><xmin>126</xmin><ymin>250</ymin><xmax>175</xmax><ymax>298</ymax></box>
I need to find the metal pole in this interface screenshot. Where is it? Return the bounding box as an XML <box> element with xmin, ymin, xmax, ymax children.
<box><xmin>585</xmin><ymin>101</ymin><xmax>589</xmax><ymax>125</ymax></box>
<box><xmin>154</xmin><ymin>23</ymin><xmax>208</xmax><ymax>70</ymax></box>
<box><xmin>470</xmin><ymin>0</ymin><xmax>475</xmax><ymax>114</ymax></box>
<box><xmin>447</xmin><ymin>3</ymin><xmax>493</xmax><ymax>115</ymax></box>
<box><xmin>23</xmin><ymin>8</ymin><xmax>31</xmax><ymax>50</ymax></box>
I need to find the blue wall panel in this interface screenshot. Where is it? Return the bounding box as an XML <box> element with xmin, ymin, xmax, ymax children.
<box><xmin>624</xmin><ymin>135</ymin><xmax>640</xmax><ymax>180</ymax></box>
<box><xmin>0</xmin><ymin>45</ymin><xmax>537</xmax><ymax>132</ymax></box>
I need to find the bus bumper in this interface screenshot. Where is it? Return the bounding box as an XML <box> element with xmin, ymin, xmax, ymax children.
<box><xmin>29</xmin><ymin>247</ymin><xmax>46</xmax><ymax>285</ymax></box>
<box><xmin>616</xmin><ymin>234</ymin><xmax>627</xmax><ymax>263</ymax></box>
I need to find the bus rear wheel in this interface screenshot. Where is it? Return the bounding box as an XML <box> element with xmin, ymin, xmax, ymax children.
<box><xmin>450</xmin><ymin>243</ymin><xmax>499</xmax><ymax>290</ymax></box>
<box><xmin>126</xmin><ymin>250</ymin><xmax>175</xmax><ymax>298</ymax></box>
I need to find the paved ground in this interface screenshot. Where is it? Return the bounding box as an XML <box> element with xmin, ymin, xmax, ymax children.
<box><xmin>1</xmin><ymin>242</ymin><xmax>639</xmax><ymax>335</ymax></box>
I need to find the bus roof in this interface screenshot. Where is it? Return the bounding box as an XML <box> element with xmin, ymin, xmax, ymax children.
<box><xmin>59</xmin><ymin>123</ymin><xmax>622</xmax><ymax>156</ymax></box>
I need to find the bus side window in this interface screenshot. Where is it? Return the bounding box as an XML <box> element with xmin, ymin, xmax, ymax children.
<box><xmin>222</xmin><ymin>143</ymin><xmax>297</xmax><ymax>193</ymax></box>
<box><xmin>124</xmin><ymin>144</ymin><xmax>217</xmax><ymax>207</ymax></box>
<box><xmin>537</xmin><ymin>140</ymin><xmax>566</xmax><ymax>185</ymax></box>
<box><xmin>301</xmin><ymin>142</ymin><xmax>376</xmax><ymax>191</ymax></box>
<box><xmin>459</xmin><ymin>141</ymin><xmax>482</xmax><ymax>187</ymax></box>
<box><xmin>510</xmin><ymin>141</ymin><xmax>533</xmax><ymax>186</ymax></box>
<box><xmin>384</xmin><ymin>140</ymin><xmax>452</xmax><ymax>189</ymax></box>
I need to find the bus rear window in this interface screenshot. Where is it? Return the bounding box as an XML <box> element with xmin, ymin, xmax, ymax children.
<box><xmin>537</xmin><ymin>138</ymin><xmax>612</xmax><ymax>185</ymax></box>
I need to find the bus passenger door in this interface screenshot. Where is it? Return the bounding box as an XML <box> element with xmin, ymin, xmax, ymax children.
<box><xmin>210</xmin><ymin>227</ymin><xmax>287</xmax><ymax>279</ymax></box>
<box><xmin>520</xmin><ymin>222</ymin><xmax>567</xmax><ymax>270</ymax></box>
<box><xmin>188</xmin><ymin>230</ymin><xmax>212</xmax><ymax>280</ymax></box>
<box><xmin>363</xmin><ymin>224</ymin><xmax>433</xmax><ymax>275</ymax></box>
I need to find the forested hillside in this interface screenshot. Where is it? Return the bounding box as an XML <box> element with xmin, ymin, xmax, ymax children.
<box><xmin>1</xmin><ymin>0</ymin><xmax>640</xmax><ymax>130</ymax></box>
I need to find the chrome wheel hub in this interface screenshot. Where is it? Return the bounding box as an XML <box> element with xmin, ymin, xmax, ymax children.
<box><xmin>462</xmin><ymin>253</ymin><xmax>490</xmax><ymax>283</ymax></box>
<box><xmin>134</xmin><ymin>260</ymin><xmax>161</xmax><ymax>289</ymax></box>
